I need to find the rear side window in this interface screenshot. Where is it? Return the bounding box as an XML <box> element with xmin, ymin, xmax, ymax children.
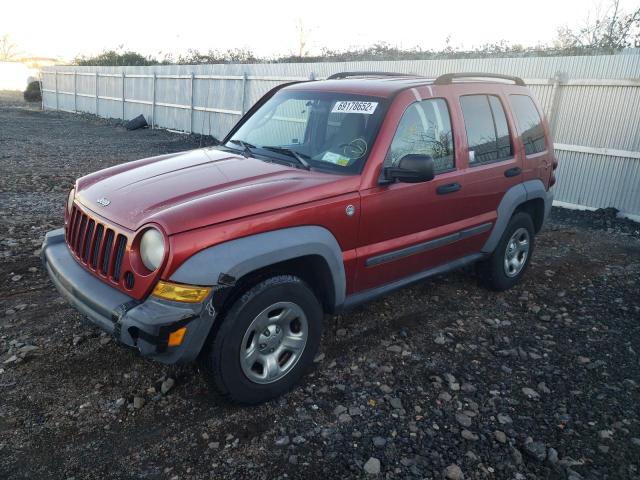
<box><xmin>510</xmin><ymin>95</ymin><xmax>546</xmax><ymax>155</ymax></box>
<box><xmin>385</xmin><ymin>98</ymin><xmax>454</xmax><ymax>174</ymax></box>
<box><xmin>460</xmin><ymin>95</ymin><xmax>513</xmax><ymax>165</ymax></box>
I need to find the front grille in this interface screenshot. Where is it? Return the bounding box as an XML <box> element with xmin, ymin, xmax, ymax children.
<box><xmin>66</xmin><ymin>206</ymin><xmax>127</xmax><ymax>284</ymax></box>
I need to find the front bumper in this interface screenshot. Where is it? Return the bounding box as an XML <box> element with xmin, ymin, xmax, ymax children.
<box><xmin>41</xmin><ymin>229</ymin><xmax>215</xmax><ymax>364</ymax></box>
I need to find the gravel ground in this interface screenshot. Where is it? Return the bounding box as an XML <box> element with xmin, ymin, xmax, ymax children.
<box><xmin>1</xmin><ymin>94</ymin><xmax>639</xmax><ymax>480</ymax></box>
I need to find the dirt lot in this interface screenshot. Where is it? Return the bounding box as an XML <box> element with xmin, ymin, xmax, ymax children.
<box><xmin>1</xmin><ymin>92</ymin><xmax>639</xmax><ymax>480</ymax></box>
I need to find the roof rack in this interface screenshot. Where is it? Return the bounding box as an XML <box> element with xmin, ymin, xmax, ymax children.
<box><xmin>434</xmin><ymin>72</ymin><xmax>525</xmax><ymax>86</ymax></box>
<box><xmin>327</xmin><ymin>71</ymin><xmax>417</xmax><ymax>80</ymax></box>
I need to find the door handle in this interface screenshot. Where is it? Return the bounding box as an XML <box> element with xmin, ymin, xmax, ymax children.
<box><xmin>436</xmin><ymin>182</ymin><xmax>461</xmax><ymax>195</ymax></box>
<box><xmin>504</xmin><ymin>167</ymin><xmax>522</xmax><ymax>178</ymax></box>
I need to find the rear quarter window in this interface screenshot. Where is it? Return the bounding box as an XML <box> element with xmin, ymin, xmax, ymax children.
<box><xmin>509</xmin><ymin>95</ymin><xmax>546</xmax><ymax>155</ymax></box>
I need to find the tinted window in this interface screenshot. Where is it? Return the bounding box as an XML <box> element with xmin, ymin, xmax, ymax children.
<box><xmin>385</xmin><ymin>99</ymin><xmax>454</xmax><ymax>174</ymax></box>
<box><xmin>510</xmin><ymin>95</ymin><xmax>546</xmax><ymax>155</ymax></box>
<box><xmin>460</xmin><ymin>95</ymin><xmax>513</xmax><ymax>165</ymax></box>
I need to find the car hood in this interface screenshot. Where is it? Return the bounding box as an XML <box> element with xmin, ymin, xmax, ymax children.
<box><xmin>75</xmin><ymin>148</ymin><xmax>359</xmax><ymax>235</ymax></box>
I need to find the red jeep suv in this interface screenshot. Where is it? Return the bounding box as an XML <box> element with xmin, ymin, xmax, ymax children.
<box><xmin>42</xmin><ymin>72</ymin><xmax>557</xmax><ymax>403</ymax></box>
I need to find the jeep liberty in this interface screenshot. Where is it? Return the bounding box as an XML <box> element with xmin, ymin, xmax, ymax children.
<box><xmin>42</xmin><ymin>72</ymin><xmax>557</xmax><ymax>403</ymax></box>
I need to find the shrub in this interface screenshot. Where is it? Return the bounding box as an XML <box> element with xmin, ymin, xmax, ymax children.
<box><xmin>23</xmin><ymin>81</ymin><xmax>41</xmax><ymax>102</ymax></box>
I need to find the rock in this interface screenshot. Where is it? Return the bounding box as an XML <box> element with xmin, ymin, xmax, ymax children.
<box><xmin>577</xmin><ymin>356</ymin><xmax>591</xmax><ymax>364</ymax></box>
<box><xmin>3</xmin><ymin>355</ymin><xmax>18</xmax><ymax>365</ymax></box>
<box><xmin>386</xmin><ymin>345</ymin><xmax>402</xmax><ymax>353</ymax></box>
<box><xmin>455</xmin><ymin>412</ymin><xmax>472</xmax><ymax>427</ymax></box>
<box><xmin>537</xmin><ymin>382</ymin><xmax>551</xmax><ymax>394</ymax></box>
<box><xmin>438</xmin><ymin>392</ymin><xmax>452</xmax><ymax>402</ymax></box>
<box><xmin>598</xmin><ymin>429</ymin><xmax>614</xmax><ymax>440</ymax></box>
<box><xmin>99</xmin><ymin>336</ymin><xmax>111</xmax><ymax>345</ymax></box>
<box><xmin>363</xmin><ymin>457</ymin><xmax>381</xmax><ymax>475</ymax></box>
<box><xmin>461</xmin><ymin>429</ymin><xmax>478</xmax><ymax>441</ymax></box>
<box><xmin>115</xmin><ymin>398</ymin><xmax>126</xmax><ymax>408</ymax></box>
<box><xmin>547</xmin><ymin>447</ymin><xmax>559</xmax><ymax>464</ymax></box>
<box><xmin>275</xmin><ymin>435</ymin><xmax>290</xmax><ymax>446</ymax></box>
<box><xmin>338</xmin><ymin>413</ymin><xmax>352</xmax><ymax>423</ymax></box>
<box><xmin>523</xmin><ymin>441</ymin><xmax>547</xmax><ymax>461</ymax></box>
<box><xmin>497</xmin><ymin>413</ymin><xmax>513</xmax><ymax>425</ymax></box>
<box><xmin>18</xmin><ymin>345</ymin><xmax>38</xmax><ymax>356</ymax></box>
<box><xmin>161</xmin><ymin>378</ymin><xmax>175</xmax><ymax>395</ymax></box>
<box><xmin>313</xmin><ymin>353</ymin><xmax>325</xmax><ymax>363</ymax></box>
<box><xmin>631</xmin><ymin>437</ymin><xmax>640</xmax><ymax>447</ymax></box>
<box><xmin>434</xmin><ymin>332</ymin><xmax>447</xmax><ymax>345</ymax></box>
<box><xmin>379</xmin><ymin>384</ymin><xmax>393</xmax><ymax>394</ymax></box>
<box><xmin>72</xmin><ymin>335</ymin><xmax>83</xmax><ymax>346</ymax></box>
<box><xmin>494</xmin><ymin>430</ymin><xmax>507</xmax><ymax>443</ymax></box>
<box><xmin>208</xmin><ymin>442</ymin><xmax>220</xmax><ymax>449</ymax></box>
<box><xmin>336</xmin><ymin>328</ymin><xmax>347</xmax><ymax>337</ymax></box>
<box><xmin>333</xmin><ymin>405</ymin><xmax>347</xmax><ymax>416</ymax></box>
<box><xmin>288</xmin><ymin>455</ymin><xmax>298</xmax><ymax>465</ymax></box>
<box><xmin>11</xmin><ymin>275</ymin><xmax>22</xmax><ymax>282</ymax></box>
<box><xmin>443</xmin><ymin>463</ymin><xmax>464</xmax><ymax>480</ymax></box>
<box><xmin>132</xmin><ymin>396</ymin><xmax>145</xmax><ymax>410</ymax></box>
<box><xmin>372</xmin><ymin>436</ymin><xmax>386</xmax><ymax>447</ymax></box>
<box><xmin>389</xmin><ymin>398</ymin><xmax>403</xmax><ymax>410</ymax></box>
<box><xmin>522</xmin><ymin>387</ymin><xmax>540</xmax><ymax>399</ymax></box>
<box><xmin>292</xmin><ymin>435</ymin><xmax>305</xmax><ymax>445</ymax></box>
<box><xmin>511</xmin><ymin>447</ymin><xmax>523</xmax><ymax>465</ymax></box>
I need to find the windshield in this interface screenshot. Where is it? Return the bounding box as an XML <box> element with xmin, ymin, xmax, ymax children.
<box><xmin>224</xmin><ymin>90</ymin><xmax>387</xmax><ymax>174</ymax></box>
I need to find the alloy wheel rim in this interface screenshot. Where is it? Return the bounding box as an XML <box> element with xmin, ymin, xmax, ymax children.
<box><xmin>239</xmin><ymin>301</ymin><xmax>308</xmax><ymax>384</ymax></box>
<box><xmin>503</xmin><ymin>227</ymin><xmax>530</xmax><ymax>278</ymax></box>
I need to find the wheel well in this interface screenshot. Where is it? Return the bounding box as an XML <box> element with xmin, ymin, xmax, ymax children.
<box><xmin>221</xmin><ymin>255</ymin><xmax>336</xmax><ymax>315</ymax></box>
<box><xmin>515</xmin><ymin>198</ymin><xmax>545</xmax><ymax>232</ymax></box>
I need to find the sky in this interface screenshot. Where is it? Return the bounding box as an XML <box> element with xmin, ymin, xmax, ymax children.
<box><xmin>1</xmin><ymin>0</ymin><xmax>638</xmax><ymax>60</ymax></box>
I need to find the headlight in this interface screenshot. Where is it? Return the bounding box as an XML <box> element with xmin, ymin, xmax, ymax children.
<box><xmin>140</xmin><ymin>228</ymin><xmax>165</xmax><ymax>271</ymax></box>
<box><xmin>67</xmin><ymin>188</ymin><xmax>75</xmax><ymax>214</ymax></box>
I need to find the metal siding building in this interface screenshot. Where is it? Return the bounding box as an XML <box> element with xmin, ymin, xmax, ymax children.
<box><xmin>42</xmin><ymin>53</ymin><xmax>640</xmax><ymax>218</ymax></box>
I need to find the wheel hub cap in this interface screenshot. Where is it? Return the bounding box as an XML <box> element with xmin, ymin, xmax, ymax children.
<box><xmin>503</xmin><ymin>227</ymin><xmax>530</xmax><ymax>278</ymax></box>
<box><xmin>240</xmin><ymin>301</ymin><xmax>308</xmax><ymax>384</ymax></box>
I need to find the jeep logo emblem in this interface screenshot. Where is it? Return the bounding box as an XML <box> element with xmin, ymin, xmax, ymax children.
<box><xmin>96</xmin><ymin>197</ymin><xmax>111</xmax><ymax>207</ymax></box>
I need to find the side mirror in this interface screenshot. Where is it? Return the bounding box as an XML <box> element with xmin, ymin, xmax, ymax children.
<box><xmin>384</xmin><ymin>154</ymin><xmax>435</xmax><ymax>183</ymax></box>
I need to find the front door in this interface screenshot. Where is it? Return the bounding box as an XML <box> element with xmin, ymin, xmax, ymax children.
<box><xmin>355</xmin><ymin>92</ymin><xmax>491</xmax><ymax>292</ymax></box>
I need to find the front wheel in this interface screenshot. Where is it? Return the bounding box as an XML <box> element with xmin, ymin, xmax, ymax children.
<box><xmin>478</xmin><ymin>212</ymin><xmax>535</xmax><ymax>291</ymax></box>
<box><xmin>199</xmin><ymin>275</ymin><xmax>323</xmax><ymax>404</ymax></box>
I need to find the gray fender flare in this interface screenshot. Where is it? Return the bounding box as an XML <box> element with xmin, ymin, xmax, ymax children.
<box><xmin>481</xmin><ymin>179</ymin><xmax>553</xmax><ymax>253</ymax></box>
<box><xmin>170</xmin><ymin>226</ymin><xmax>346</xmax><ymax>309</ymax></box>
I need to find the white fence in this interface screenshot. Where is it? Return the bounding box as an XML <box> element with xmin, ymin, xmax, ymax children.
<box><xmin>41</xmin><ymin>54</ymin><xmax>640</xmax><ymax>218</ymax></box>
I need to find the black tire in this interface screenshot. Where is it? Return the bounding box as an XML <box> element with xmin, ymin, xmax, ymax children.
<box><xmin>199</xmin><ymin>275</ymin><xmax>323</xmax><ymax>404</ymax></box>
<box><xmin>478</xmin><ymin>211</ymin><xmax>535</xmax><ymax>291</ymax></box>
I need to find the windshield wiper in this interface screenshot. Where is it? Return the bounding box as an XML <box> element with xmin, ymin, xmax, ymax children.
<box><xmin>228</xmin><ymin>139</ymin><xmax>256</xmax><ymax>158</ymax></box>
<box><xmin>262</xmin><ymin>146</ymin><xmax>311</xmax><ymax>170</ymax></box>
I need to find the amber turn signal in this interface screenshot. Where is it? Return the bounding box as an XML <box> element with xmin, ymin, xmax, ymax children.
<box><xmin>168</xmin><ymin>327</ymin><xmax>187</xmax><ymax>347</ymax></box>
<box><xmin>152</xmin><ymin>281</ymin><xmax>211</xmax><ymax>303</ymax></box>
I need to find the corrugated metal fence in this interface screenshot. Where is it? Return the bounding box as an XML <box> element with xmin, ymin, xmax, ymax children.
<box><xmin>41</xmin><ymin>54</ymin><xmax>640</xmax><ymax>218</ymax></box>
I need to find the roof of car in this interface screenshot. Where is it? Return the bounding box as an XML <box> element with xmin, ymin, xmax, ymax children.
<box><xmin>283</xmin><ymin>72</ymin><xmax>527</xmax><ymax>98</ymax></box>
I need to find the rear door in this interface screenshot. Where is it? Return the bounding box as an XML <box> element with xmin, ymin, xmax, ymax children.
<box><xmin>451</xmin><ymin>88</ymin><xmax>524</xmax><ymax>237</ymax></box>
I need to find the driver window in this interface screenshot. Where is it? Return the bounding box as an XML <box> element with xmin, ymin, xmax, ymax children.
<box><xmin>384</xmin><ymin>98</ymin><xmax>455</xmax><ymax>174</ymax></box>
<box><xmin>244</xmin><ymin>98</ymin><xmax>311</xmax><ymax>147</ymax></box>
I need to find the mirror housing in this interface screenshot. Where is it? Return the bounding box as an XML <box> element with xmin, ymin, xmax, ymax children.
<box><xmin>384</xmin><ymin>154</ymin><xmax>435</xmax><ymax>183</ymax></box>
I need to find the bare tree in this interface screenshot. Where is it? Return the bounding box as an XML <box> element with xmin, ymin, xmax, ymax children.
<box><xmin>554</xmin><ymin>0</ymin><xmax>640</xmax><ymax>51</ymax></box>
<box><xmin>0</xmin><ymin>34</ymin><xmax>18</xmax><ymax>61</ymax></box>
<box><xmin>295</xmin><ymin>19</ymin><xmax>310</xmax><ymax>58</ymax></box>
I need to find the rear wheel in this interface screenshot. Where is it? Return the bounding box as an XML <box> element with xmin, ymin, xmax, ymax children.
<box><xmin>199</xmin><ymin>275</ymin><xmax>323</xmax><ymax>404</ymax></box>
<box><xmin>478</xmin><ymin>212</ymin><xmax>535</xmax><ymax>291</ymax></box>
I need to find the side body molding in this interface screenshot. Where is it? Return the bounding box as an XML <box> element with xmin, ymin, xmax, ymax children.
<box><xmin>170</xmin><ymin>226</ymin><xmax>347</xmax><ymax>309</ymax></box>
<box><xmin>481</xmin><ymin>179</ymin><xmax>553</xmax><ymax>253</ymax></box>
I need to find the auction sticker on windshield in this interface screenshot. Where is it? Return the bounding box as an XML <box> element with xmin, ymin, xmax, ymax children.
<box><xmin>331</xmin><ymin>101</ymin><xmax>378</xmax><ymax>114</ymax></box>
